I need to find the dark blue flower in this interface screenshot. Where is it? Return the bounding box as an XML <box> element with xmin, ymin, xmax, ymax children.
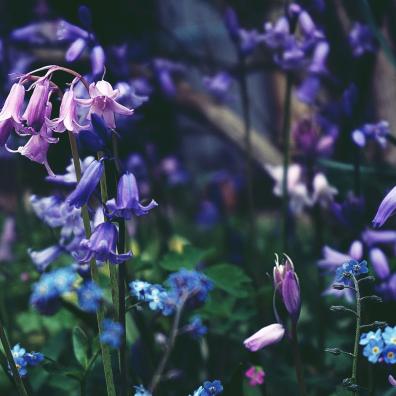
<box><xmin>100</xmin><ymin>319</ymin><xmax>124</xmax><ymax>349</ymax></box>
<box><xmin>192</xmin><ymin>380</ymin><xmax>223</xmax><ymax>396</ymax></box>
<box><xmin>10</xmin><ymin>344</ymin><xmax>44</xmax><ymax>377</ymax></box>
<box><xmin>106</xmin><ymin>172</ymin><xmax>158</xmax><ymax>219</ymax></box>
<box><xmin>349</xmin><ymin>23</ymin><xmax>377</xmax><ymax>57</ymax></box>
<box><xmin>383</xmin><ymin>345</ymin><xmax>396</xmax><ymax>364</ymax></box>
<box><xmin>133</xmin><ymin>385</ymin><xmax>151</xmax><ymax>396</ymax></box>
<box><xmin>187</xmin><ymin>316</ymin><xmax>208</xmax><ymax>339</ymax></box>
<box><xmin>24</xmin><ymin>352</ymin><xmax>44</xmax><ymax>367</ymax></box>
<box><xmin>352</xmin><ymin>121</ymin><xmax>390</xmax><ymax>148</ymax></box>
<box><xmin>77</xmin><ymin>280</ymin><xmax>103</xmax><ymax>312</ymax></box>
<box><xmin>335</xmin><ymin>260</ymin><xmax>368</xmax><ymax>285</ymax></box>
<box><xmin>77</xmin><ymin>221</ymin><xmax>132</xmax><ymax>265</ymax></box>
<box><xmin>67</xmin><ymin>158</ymin><xmax>104</xmax><ymax>208</ymax></box>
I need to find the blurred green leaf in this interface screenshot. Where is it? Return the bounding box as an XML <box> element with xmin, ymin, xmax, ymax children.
<box><xmin>159</xmin><ymin>245</ymin><xmax>213</xmax><ymax>271</ymax></box>
<box><xmin>205</xmin><ymin>263</ymin><xmax>252</xmax><ymax>297</ymax></box>
<box><xmin>72</xmin><ymin>327</ymin><xmax>89</xmax><ymax>369</ymax></box>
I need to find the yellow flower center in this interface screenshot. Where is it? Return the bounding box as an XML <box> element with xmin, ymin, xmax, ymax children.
<box><xmin>391</xmin><ymin>337</ymin><xmax>396</xmax><ymax>344</ymax></box>
<box><xmin>388</xmin><ymin>352</ymin><xmax>395</xmax><ymax>359</ymax></box>
<box><xmin>373</xmin><ymin>347</ymin><xmax>379</xmax><ymax>354</ymax></box>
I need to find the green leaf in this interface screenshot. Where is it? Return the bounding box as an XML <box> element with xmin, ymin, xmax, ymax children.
<box><xmin>205</xmin><ymin>263</ymin><xmax>252</xmax><ymax>297</ymax></box>
<box><xmin>72</xmin><ymin>327</ymin><xmax>89</xmax><ymax>369</ymax></box>
<box><xmin>159</xmin><ymin>245</ymin><xmax>214</xmax><ymax>271</ymax></box>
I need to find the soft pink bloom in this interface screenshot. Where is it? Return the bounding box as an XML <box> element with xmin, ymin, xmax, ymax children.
<box><xmin>244</xmin><ymin>323</ymin><xmax>285</xmax><ymax>352</ymax></box>
<box><xmin>245</xmin><ymin>366</ymin><xmax>265</xmax><ymax>386</ymax></box>
<box><xmin>389</xmin><ymin>374</ymin><xmax>396</xmax><ymax>387</ymax></box>
<box><xmin>78</xmin><ymin>80</ymin><xmax>134</xmax><ymax>128</ymax></box>
<box><xmin>48</xmin><ymin>89</ymin><xmax>88</xmax><ymax>133</ymax></box>
<box><xmin>0</xmin><ymin>83</ymin><xmax>25</xmax><ymax>145</ymax></box>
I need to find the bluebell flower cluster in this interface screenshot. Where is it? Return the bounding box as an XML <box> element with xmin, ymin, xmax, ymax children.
<box><xmin>10</xmin><ymin>344</ymin><xmax>44</xmax><ymax>377</ymax></box>
<box><xmin>190</xmin><ymin>380</ymin><xmax>223</xmax><ymax>396</ymax></box>
<box><xmin>360</xmin><ymin>326</ymin><xmax>396</xmax><ymax>364</ymax></box>
<box><xmin>130</xmin><ymin>269</ymin><xmax>213</xmax><ymax>316</ymax></box>
<box><xmin>100</xmin><ymin>319</ymin><xmax>124</xmax><ymax>349</ymax></box>
<box><xmin>335</xmin><ymin>260</ymin><xmax>369</xmax><ymax>285</ymax></box>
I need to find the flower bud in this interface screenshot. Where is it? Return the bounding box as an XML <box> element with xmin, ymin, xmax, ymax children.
<box><xmin>243</xmin><ymin>323</ymin><xmax>285</xmax><ymax>352</ymax></box>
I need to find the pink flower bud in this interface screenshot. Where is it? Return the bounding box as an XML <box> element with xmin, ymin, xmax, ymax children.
<box><xmin>244</xmin><ymin>323</ymin><xmax>285</xmax><ymax>352</ymax></box>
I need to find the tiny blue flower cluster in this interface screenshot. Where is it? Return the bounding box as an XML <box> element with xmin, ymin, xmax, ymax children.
<box><xmin>100</xmin><ymin>319</ymin><xmax>124</xmax><ymax>349</ymax></box>
<box><xmin>129</xmin><ymin>269</ymin><xmax>214</xmax><ymax>316</ymax></box>
<box><xmin>191</xmin><ymin>380</ymin><xmax>223</xmax><ymax>396</ymax></box>
<box><xmin>133</xmin><ymin>385</ymin><xmax>152</xmax><ymax>396</ymax></box>
<box><xmin>10</xmin><ymin>344</ymin><xmax>44</xmax><ymax>377</ymax></box>
<box><xmin>186</xmin><ymin>316</ymin><xmax>208</xmax><ymax>339</ymax></box>
<box><xmin>30</xmin><ymin>266</ymin><xmax>102</xmax><ymax>315</ymax></box>
<box><xmin>335</xmin><ymin>259</ymin><xmax>368</xmax><ymax>285</ymax></box>
<box><xmin>360</xmin><ymin>326</ymin><xmax>396</xmax><ymax>364</ymax></box>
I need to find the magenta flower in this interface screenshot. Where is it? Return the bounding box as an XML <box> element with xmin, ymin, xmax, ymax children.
<box><xmin>372</xmin><ymin>186</ymin><xmax>396</xmax><ymax>228</ymax></box>
<box><xmin>245</xmin><ymin>366</ymin><xmax>265</xmax><ymax>387</ymax></box>
<box><xmin>244</xmin><ymin>323</ymin><xmax>285</xmax><ymax>352</ymax></box>
<box><xmin>0</xmin><ymin>82</ymin><xmax>25</xmax><ymax>145</ymax></box>
<box><xmin>22</xmin><ymin>78</ymin><xmax>52</xmax><ymax>132</ymax></box>
<box><xmin>48</xmin><ymin>88</ymin><xmax>88</xmax><ymax>133</ymax></box>
<box><xmin>78</xmin><ymin>80</ymin><xmax>134</xmax><ymax>129</ymax></box>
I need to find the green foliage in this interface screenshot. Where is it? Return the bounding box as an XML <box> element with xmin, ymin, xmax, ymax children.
<box><xmin>159</xmin><ymin>245</ymin><xmax>214</xmax><ymax>271</ymax></box>
<box><xmin>72</xmin><ymin>327</ymin><xmax>89</xmax><ymax>369</ymax></box>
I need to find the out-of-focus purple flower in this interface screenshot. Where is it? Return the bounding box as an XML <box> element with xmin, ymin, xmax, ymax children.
<box><xmin>91</xmin><ymin>45</ymin><xmax>106</xmax><ymax>77</ymax></box>
<box><xmin>196</xmin><ymin>200</ymin><xmax>220</xmax><ymax>229</ymax></box>
<box><xmin>203</xmin><ymin>72</ymin><xmax>233</xmax><ymax>102</ymax></box>
<box><xmin>48</xmin><ymin>88</ymin><xmax>88</xmax><ymax>133</ymax></box>
<box><xmin>78</xmin><ymin>5</ymin><xmax>93</xmax><ymax>30</ymax></box>
<box><xmin>66</xmin><ymin>158</ymin><xmax>104</xmax><ymax>208</ymax></box>
<box><xmin>238</xmin><ymin>29</ymin><xmax>263</xmax><ymax>55</ymax></box>
<box><xmin>352</xmin><ymin>121</ymin><xmax>390</xmax><ymax>148</ymax></box>
<box><xmin>77</xmin><ymin>221</ymin><xmax>132</xmax><ymax>265</ymax></box>
<box><xmin>318</xmin><ymin>240</ymin><xmax>363</xmax><ymax>271</ymax></box>
<box><xmin>369</xmin><ymin>248</ymin><xmax>390</xmax><ymax>280</ymax></box>
<box><xmin>66</xmin><ymin>38</ymin><xmax>87</xmax><ymax>62</ymax></box>
<box><xmin>244</xmin><ymin>323</ymin><xmax>285</xmax><ymax>352</ymax></box>
<box><xmin>297</xmin><ymin>75</ymin><xmax>321</xmax><ymax>105</ymax></box>
<box><xmin>115</xmin><ymin>82</ymin><xmax>149</xmax><ymax>109</ymax></box>
<box><xmin>224</xmin><ymin>6</ymin><xmax>240</xmax><ymax>42</ymax></box>
<box><xmin>28</xmin><ymin>245</ymin><xmax>62</xmax><ymax>272</ymax></box>
<box><xmin>362</xmin><ymin>229</ymin><xmax>396</xmax><ymax>246</ymax></box>
<box><xmin>312</xmin><ymin>173</ymin><xmax>338</xmax><ymax>208</ymax></box>
<box><xmin>0</xmin><ymin>216</ymin><xmax>16</xmax><ymax>262</ymax></box>
<box><xmin>389</xmin><ymin>374</ymin><xmax>396</xmax><ymax>387</ymax></box>
<box><xmin>186</xmin><ymin>316</ymin><xmax>208</xmax><ymax>339</ymax></box>
<box><xmin>349</xmin><ymin>23</ymin><xmax>377</xmax><ymax>57</ymax></box>
<box><xmin>153</xmin><ymin>59</ymin><xmax>184</xmax><ymax>97</ymax></box>
<box><xmin>22</xmin><ymin>78</ymin><xmax>52</xmax><ymax>132</ymax></box>
<box><xmin>46</xmin><ymin>156</ymin><xmax>95</xmax><ymax>185</ymax></box>
<box><xmin>245</xmin><ymin>366</ymin><xmax>265</xmax><ymax>387</ymax></box>
<box><xmin>106</xmin><ymin>172</ymin><xmax>158</xmax><ymax>219</ymax></box>
<box><xmin>263</xmin><ymin>17</ymin><xmax>292</xmax><ymax>50</ymax></box>
<box><xmin>57</xmin><ymin>20</ymin><xmax>90</xmax><ymax>41</ymax></box>
<box><xmin>331</xmin><ymin>193</ymin><xmax>365</xmax><ymax>231</ymax></box>
<box><xmin>160</xmin><ymin>156</ymin><xmax>189</xmax><ymax>186</ymax></box>
<box><xmin>373</xmin><ymin>185</ymin><xmax>396</xmax><ymax>228</ymax></box>
<box><xmin>0</xmin><ymin>83</ymin><xmax>25</xmax><ymax>145</ymax></box>
<box><xmin>78</xmin><ymin>80</ymin><xmax>134</xmax><ymax>129</ymax></box>
<box><xmin>10</xmin><ymin>23</ymin><xmax>50</xmax><ymax>45</ymax></box>
<box><xmin>274</xmin><ymin>45</ymin><xmax>307</xmax><ymax>70</ymax></box>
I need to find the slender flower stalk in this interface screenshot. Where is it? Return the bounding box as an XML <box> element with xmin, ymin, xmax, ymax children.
<box><xmin>0</xmin><ymin>317</ymin><xmax>28</xmax><ymax>396</ymax></box>
<box><xmin>290</xmin><ymin>322</ymin><xmax>307</xmax><ymax>396</ymax></box>
<box><xmin>351</xmin><ymin>274</ymin><xmax>361</xmax><ymax>394</ymax></box>
<box><xmin>67</xmin><ymin>131</ymin><xmax>116</xmax><ymax>396</ymax></box>
<box><xmin>281</xmin><ymin>73</ymin><xmax>293</xmax><ymax>251</ymax></box>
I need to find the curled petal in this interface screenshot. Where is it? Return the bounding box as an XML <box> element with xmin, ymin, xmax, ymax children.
<box><xmin>244</xmin><ymin>323</ymin><xmax>285</xmax><ymax>352</ymax></box>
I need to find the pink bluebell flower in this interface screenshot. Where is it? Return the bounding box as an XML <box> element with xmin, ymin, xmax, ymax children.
<box><xmin>389</xmin><ymin>374</ymin><xmax>396</xmax><ymax>387</ymax></box>
<box><xmin>244</xmin><ymin>323</ymin><xmax>285</xmax><ymax>352</ymax></box>
<box><xmin>0</xmin><ymin>82</ymin><xmax>25</xmax><ymax>145</ymax></box>
<box><xmin>78</xmin><ymin>80</ymin><xmax>134</xmax><ymax>128</ymax></box>
<box><xmin>106</xmin><ymin>172</ymin><xmax>158</xmax><ymax>219</ymax></box>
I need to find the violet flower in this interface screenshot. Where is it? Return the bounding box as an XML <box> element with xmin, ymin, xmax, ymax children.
<box><xmin>372</xmin><ymin>185</ymin><xmax>396</xmax><ymax>228</ymax></box>
<box><xmin>203</xmin><ymin>72</ymin><xmax>233</xmax><ymax>102</ymax></box>
<box><xmin>46</xmin><ymin>156</ymin><xmax>95</xmax><ymax>185</ymax></box>
<box><xmin>349</xmin><ymin>23</ymin><xmax>377</xmax><ymax>57</ymax></box>
<box><xmin>0</xmin><ymin>83</ymin><xmax>25</xmax><ymax>145</ymax></box>
<box><xmin>244</xmin><ymin>323</ymin><xmax>285</xmax><ymax>352</ymax></box>
<box><xmin>389</xmin><ymin>374</ymin><xmax>396</xmax><ymax>387</ymax></box>
<box><xmin>22</xmin><ymin>78</ymin><xmax>52</xmax><ymax>132</ymax></box>
<box><xmin>318</xmin><ymin>240</ymin><xmax>363</xmax><ymax>271</ymax></box>
<box><xmin>28</xmin><ymin>245</ymin><xmax>63</xmax><ymax>272</ymax></box>
<box><xmin>66</xmin><ymin>158</ymin><xmax>104</xmax><ymax>208</ymax></box>
<box><xmin>362</xmin><ymin>229</ymin><xmax>396</xmax><ymax>246</ymax></box>
<box><xmin>48</xmin><ymin>88</ymin><xmax>88</xmax><ymax>133</ymax></box>
<box><xmin>77</xmin><ymin>80</ymin><xmax>134</xmax><ymax>129</ymax></box>
<box><xmin>369</xmin><ymin>248</ymin><xmax>390</xmax><ymax>280</ymax></box>
<box><xmin>77</xmin><ymin>221</ymin><xmax>132</xmax><ymax>264</ymax></box>
<box><xmin>352</xmin><ymin>121</ymin><xmax>390</xmax><ymax>148</ymax></box>
<box><xmin>65</xmin><ymin>38</ymin><xmax>87</xmax><ymax>62</ymax></box>
<box><xmin>106</xmin><ymin>172</ymin><xmax>158</xmax><ymax>219</ymax></box>
<box><xmin>91</xmin><ymin>45</ymin><xmax>106</xmax><ymax>77</ymax></box>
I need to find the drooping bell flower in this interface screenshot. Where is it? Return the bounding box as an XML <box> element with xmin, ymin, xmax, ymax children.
<box><xmin>0</xmin><ymin>82</ymin><xmax>25</xmax><ymax>145</ymax></box>
<box><xmin>77</xmin><ymin>221</ymin><xmax>132</xmax><ymax>264</ymax></box>
<box><xmin>369</xmin><ymin>248</ymin><xmax>390</xmax><ymax>280</ymax></box>
<box><xmin>91</xmin><ymin>45</ymin><xmax>106</xmax><ymax>77</ymax></box>
<box><xmin>48</xmin><ymin>88</ymin><xmax>88</xmax><ymax>133</ymax></box>
<box><xmin>106</xmin><ymin>172</ymin><xmax>158</xmax><ymax>219</ymax></box>
<box><xmin>372</xmin><ymin>185</ymin><xmax>396</xmax><ymax>228</ymax></box>
<box><xmin>244</xmin><ymin>323</ymin><xmax>285</xmax><ymax>352</ymax></box>
<box><xmin>66</xmin><ymin>158</ymin><xmax>104</xmax><ymax>208</ymax></box>
<box><xmin>28</xmin><ymin>245</ymin><xmax>63</xmax><ymax>272</ymax></box>
<box><xmin>273</xmin><ymin>254</ymin><xmax>301</xmax><ymax>322</ymax></box>
<box><xmin>77</xmin><ymin>80</ymin><xmax>134</xmax><ymax>129</ymax></box>
<box><xmin>22</xmin><ymin>78</ymin><xmax>52</xmax><ymax>132</ymax></box>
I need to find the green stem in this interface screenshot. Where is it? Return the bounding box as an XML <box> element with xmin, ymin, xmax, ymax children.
<box><xmin>68</xmin><ymin>132</ymin><xmax>116</xmax><ymax>396</ymax></box>
<box><xmin>351</xmin><ymin>275</ymin><xmax>361</xmax><ymax>394</ymax></box>
<box><xmin>281</xmin><ymin>74</ymin><xmax>293</xmax><ymax>251</ymax></box>
<box><xmin>291</xmin><ymin>322</ymin><xmax>307</xmax><ymax>396</ymax></box>
<box><xmin>0</xmin><ymin>317</ymin><xmax>28</xmax><ymax>396</ymax></box>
